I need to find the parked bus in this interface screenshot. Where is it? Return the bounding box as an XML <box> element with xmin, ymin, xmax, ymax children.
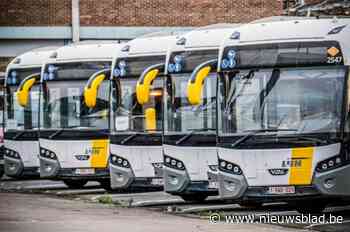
<box><xmin>106</xmin><ymin>34</ymin><xmax>180</xmax><ymax>190</ymax></box>
<box><xmin>217</xmin><ymin>17</ymin><xmax>350</xmax><ymax>213</ymax></box>
<box><xmin>0</xmin><ymin>77</ymin><xmax>5</xmax><ymax>178</ymax></box>
<box><xmin>4</xmin><ymin>48</ymin><xmax>58</xmax><ymax>179</ymax></box>
<box><xmin>163</xmin><ymin>25</ymin><xmax>237</xmax><ymax>201</ymax></box>
<box><xmin>39</xmin><ymin>42</ymin><xmax>122</xmax><ymax>189</ymax></box>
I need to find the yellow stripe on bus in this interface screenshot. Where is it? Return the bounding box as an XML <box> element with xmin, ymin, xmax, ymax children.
<box><xmin>289</xmin><ymin>147</ymin><xmax>314</xmax><ymax>185</ymax></box>
<box><xmin>90</xmin><ymin>139</ymin><xmax>109</xmax><ymax>168</ymax></box>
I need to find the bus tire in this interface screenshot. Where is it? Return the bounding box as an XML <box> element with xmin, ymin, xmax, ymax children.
<box><xmin>99</xmin><ymin>179</ymin><xmax>112</xmax><ymax>191</ymax></box>
<box><xmin>63</xmin><ymin>180</ymin><xmax>88</xmax><ymax>189</ymax></box>
<box><xmin>180</xmin><ymin>194</ymin><xmax>208</xmax><ymax>202</ymax></box>
<box><xmin>293</xmin><ymin>201</ymin><xmax>327</xmax><ymax>214</ymax></box>
<box><xmin>240</xmin><ymin>202</ymin><xmax>263</xmax><ymax>208</ymax></box>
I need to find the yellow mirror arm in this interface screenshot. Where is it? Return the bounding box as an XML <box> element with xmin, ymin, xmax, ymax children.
<box><xmin>84</xmin><ymin>74</ymin><xmax>106</xmax><ymax>108</ymax></box>
<box><xmin>136</xmin><ymin>69</ymin><xmax>160</xmax><ymax>105</ymax></box>
<box><xmin>16</xmin><ymin>76</ymin><xmax>38</xmax><ymax>107</ymax></box>
<box><xmin>187</xmin><ymin>66</ymin><xmax>212</xmax><ymax>105</ymax></box>
<box><xmin>145</xmin><ymin>108</ymin><xmax>156</xmax><ymax>131</ymax></box>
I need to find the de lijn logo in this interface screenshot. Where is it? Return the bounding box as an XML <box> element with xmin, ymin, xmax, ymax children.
<box><xmin>281</xmin><ymin>157</ymin><xmax>308</xmax><ymax>168</ymax></box>
<box><xmin>75</xmin><ymin>147</ymin><xmax>104</xmax><ymax>161</ymax></box>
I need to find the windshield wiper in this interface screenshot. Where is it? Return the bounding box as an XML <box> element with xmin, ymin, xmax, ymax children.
<box><xmin>232</xmin><ymin>128</ymin><xmax>297</xmax><ymax>148</ymax></box>
<box><xmin>49</xmin><ymin>129</ymin><xmax>64</xmax><ymax>139</ymax></box>
<box><xmin>225</xmin><ymin>69</ymin><xmax>257</xmax><ymax>113</ymax></box>
<box><xmin>175</xmin><ymin>128</ymin><xmax>215</xmax><ymax>145</ymax></box>
<box><xmin>121</xmin><ymin>133</ymin><xmax>138</xmax><ymax>145</ymax></box>
<box><xmin>276</xmin><ymin>134</ymin><xmax>328</xmax><ymax>145</ymax></box>
<box><xmin>12</xmin><ymin>131</ymin><xmax>26</xmax><ymax>140</ymax></box>
<box><xmin>48</xmin><ymin>126</ymin><xmax>81</xmax><ymax>139</ymax></box>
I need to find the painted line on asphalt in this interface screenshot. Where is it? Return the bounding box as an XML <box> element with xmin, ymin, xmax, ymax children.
<box><xmin>132</xmin><ymin>199</ymin><xmax>185</xmax><ymax>207</ymax></box>
<box><xmin>177</xmin><ymin>204</ymin><xmax>241</xmax><ymax>214</ymax></box>
<box><xmin>55</xmin><ymin>188</ymin><xmax>106</xmax><ymax>195</ymax></box>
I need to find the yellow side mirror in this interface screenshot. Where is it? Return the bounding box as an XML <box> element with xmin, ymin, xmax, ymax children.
<box><xmin>145</xmin><ymin>108</ymin><xmax>156</xmax><ymax>131</ymax></box>
<box><xmin>136</xmin><ymin>69</ymin><xmax>159</xmax><ymax>105</ymax></box>
<box><xmin>16</xmin><ymin>76</ymin><xmax>37</xmax><ymax>107</ymax></box>
<box><xmin>187</xmin><ymin>66</ymin><xmax>211</xmax><ymax>105</ymax></box>
<box><xmin>84</xmin><ymin>74</ymin><xmax>106</xmax><ymax>108</ymax></box>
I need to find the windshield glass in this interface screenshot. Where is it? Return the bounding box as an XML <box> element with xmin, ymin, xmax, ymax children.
<box><xmin>111</xmin><ymin>76</ymin><xmax>163</xmax><ymax>132</ymax></box>
<box><xmin>40</xmin><ymin>62</ymin><xmax>110</xmax><ymax>130</ymax></box>
<box><xmin>5</xmin><ymin>68</ymin><xmax>41</xmax><ymax>131</ymax></box>
<box><xmin>164</xmin><ymin>73</ymin><xmax>217</xmax><ymax>134</ymax></box>
<box><xmin>218</xmin><ymin>67</ymin><xmax>346</xmax><ymax>136</ymax></box>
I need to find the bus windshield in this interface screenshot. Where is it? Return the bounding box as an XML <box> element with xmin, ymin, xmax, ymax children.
<box><xmin>164</xmin><ymin>73</ymin><xmax>216</xmax><ymax>135</ymax></box>
<box><xmin>111</xmin><ymin>77</ymin><xmax>163</xmax><ymax>133</ymax></box>
<box><xmin>218</xmin><ymin>67</ymin><xmax>346</xmax><ymax>136</ymax></box>
<box><xmin>6</xmin><ymin>68</ymin><xmax>41</xmax><ymax>131</ymax></box>
<box><xmin>40</xmin><ymin>62</ymin><xmax>110</xmax><ymax>130</ymax></box>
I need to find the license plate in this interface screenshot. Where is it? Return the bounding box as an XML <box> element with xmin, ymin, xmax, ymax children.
<box><xmin>75</xmin><ymin>168</ymin><xmax>95</xmax><ymax>175</ymax></box>
<box><xmin>151</xmin><ymin>178</ymin><xmax>163</xmax><ymax>186</ymax></box>
<box><xmin>268</xmin><ymin>186</ymin><xmax>295</xmax><ymax>194</ymax></box>
<box><xmin>208</xmin><ymin>181</ymin><xmax>218</xmax><ymax>189</ymax></box>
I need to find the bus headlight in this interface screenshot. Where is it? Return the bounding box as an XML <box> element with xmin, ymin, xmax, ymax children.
<box><xmin>316</xmin><ymin>155</ymin><xmax>346</xmax><ymax>173</ymax></box>
<box><xmin>152</xmin><ymin>163</ymin><xmax>163</xmax><ymax>169</ymax></box>
<box><xmin>218</xmin><ymin>159</ymin><xmax>242</xmax><ymax>175</ymax></box>
<box><xmin>115</xmin><ymin>173</ymin><xmax>124</xmax><ymax>182</ymax></box>
<box><xmin>40</xmin><ymin>147</ymin><xmax>57</xmax><ymax>160</ymax></box>
<box><xmin>209</xmin><ymin>165</ymin><xmax>218</xmax><ymax>172</ymax></box>
<box><xmin>110</xmin><ymin>154</ymin><xmax>130</xmax><ymax>168</ymax></box>
<box><xmin>168</xmin><ymin>175</ymin><xmax>179</xmax><ymax>185</ymax></box>
<box><xmin>4</xmin><ymin>148</ymin><xmax>21</xmax><ymax>160</ymax></box>
<box><xmin>163</xmin><ymin>155</ymin><xmax>185</xmax><ymax>171</ymax></box>
<box><xmin>44</xmin><ymin>164</ymin><xmax>53</xmax><ymax>173</ymax></box>
<box><xmin>224</xmin><ymin>180</ymin><xmax>237</xmax><ymax>192</ymax></box>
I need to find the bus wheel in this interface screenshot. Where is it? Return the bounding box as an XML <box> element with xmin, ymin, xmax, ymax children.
<box><xmin>240</xmin><ymin>202</ymin><xmax>263</xmax><ymax>209</ymax></box>
<box><xmin>63</xmin><ymin>180</ymin><xmax>88</xmax><ymax>189</ymax></box>
<box><xmin>180</xmin><ymin>194</ymin><xmax>208</xmax><ymax>202</ymax></box>
<box><xmin>293</xmin><ymin>201</ymin><xmax>327</xmax><ymax>214</ymax></box>
<box><xmin>98</xmin><ymin>179</ymin><xmax>112</xmax><ymax>191</ymax></box>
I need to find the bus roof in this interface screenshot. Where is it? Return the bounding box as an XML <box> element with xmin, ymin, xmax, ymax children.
<box><xmin>221</xmin><ymin>18</ymin><xmax>350</xmax><ymax>65</ymax></box>
<box><xmin>222</xmin><ymin>18</ymin><xmax>350</xmax><ymax>46</ymax></box>
<box><xmin>51</xmin><ymin>41</ymin><xmax>123</xmax><ymax>63</ymax></box>
<box><xmin>169</xmin><ymin>24</ymin><xmax>240</xmax><ymax>52</ymax></box>
<box><xmin>117</xmin><ymin>35</ymin><xmax>180</xmax><ymax>58</ymax></box>
<box><xmin>7</xmin><ymin>46</ymin><xmax>59</xmax><ymax>70</ymax></box>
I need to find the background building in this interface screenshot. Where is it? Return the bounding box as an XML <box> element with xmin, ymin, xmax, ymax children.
<box><xmin>1</xmin><ymin>0</ymin><xmax>349</xmax><ymax>72</ymax></box>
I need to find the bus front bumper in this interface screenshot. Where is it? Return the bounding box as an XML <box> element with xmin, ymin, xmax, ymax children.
<box><xmin>4</xmin><ymin>156</ymin><xmax>39</xmax><ymax>178</ymax></box>
<box><xmin>110</xmin><ymin>164</ymin><xmax>134</xmax><ymax>189</ymax></box>
<box><xmin>40</xmin><ymin>157</ymin><xmax>109</xmax><ymax>180</ymax></box>
<box><xmin>0</xmin><ymin>157</ymin><xmax>4</xmax><ymax>175</ymax></box>
<box><xmin>218</xmin><ymin>163</ymin><xmax>350</xmax><ymax>202</ymax></box>
<box><xmin>110</xmin><ymin>164</ymin><xmax>164</xmax><ymax>189</ymax></box>
<box><xmin>164</xmin><ymin>166</ymin><xmax>218</xmax><ymax>195</ymax></box>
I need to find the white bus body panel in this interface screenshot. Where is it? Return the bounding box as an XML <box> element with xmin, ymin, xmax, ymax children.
<box><xmin>219</xmin><ymin>143</ymin><xmax>341</xmax><ymax>186</ymax></box>
<box><xmin>163</xmin><ymin>144</ymin><xmax>217</xmax><ymax>181</ymax></box>
<box><xmin>39</xmin><ymin>138</ymin><xmax>109</xmax><ymax>169</ymax></box>
<box><xmin>110</xmin><ymin>144</ymin><xmax>162</xmax><ymax>177</ymax></box>
<box><xmin>4</xmin><ymin>140</ymin><xmax>39</xmax><ymax>167</ymax></box>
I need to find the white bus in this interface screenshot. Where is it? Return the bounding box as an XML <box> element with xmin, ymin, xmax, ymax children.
<box><xmin>4</xmin><ymin>47</ymin><xmax>58</xmax><ymax>178</ymax></box>
<box><xmin>0</xmin><ymin>77</ymin><xmax>5</xmax><ymax>178</ymax></box>
<box><xmin>217</xmin><ymin>17</ymin><xmax>350</xmax><ymax>213</ymax></box>
<box><xmin>39</xmin><ymin>42</ymin><xmax>122</xmax><ymax>189</ymax></box>
<box><xmin>163</xmin><ymin>25</ymin><xmax>238</xmax><ymax>201</ymax></box>
<box><xmin>108</xmin><ymin>34</ymin><xmax>180</xmax><ymax>190</ymax></box>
